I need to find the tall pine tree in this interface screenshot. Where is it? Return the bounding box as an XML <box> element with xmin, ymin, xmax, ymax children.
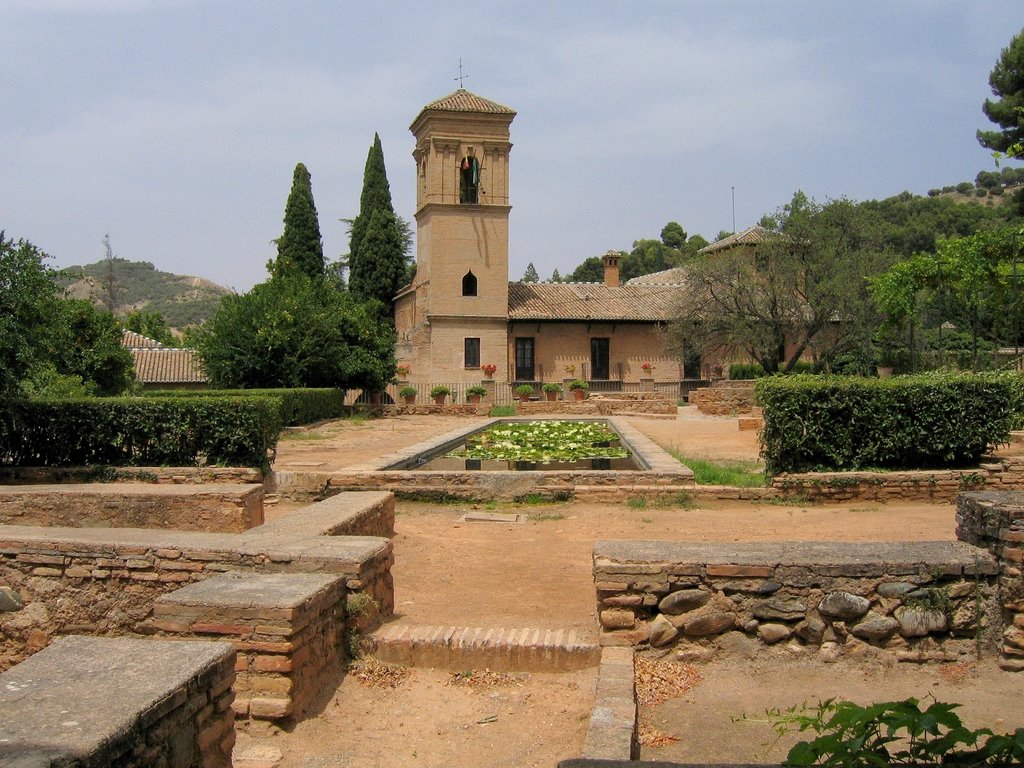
<box><xmin>348</xmin><ymin>134</ymin><xmax>407</xmax><ymax>314</ymax></box>
<box><xmin>274</xmin><ymin>162</ymin><xmax>324</xmax><ymax>280</ymax></box>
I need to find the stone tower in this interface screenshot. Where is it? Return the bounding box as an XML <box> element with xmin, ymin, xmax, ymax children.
<box><xmin>394</xmin><ymin>89</ymin><xmax>516</xmax><ymax>383</ymax></box>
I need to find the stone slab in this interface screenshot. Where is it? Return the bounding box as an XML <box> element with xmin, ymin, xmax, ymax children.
<box><xmin>0</xmin><ymin>635</ymin><xmax>233</xmax><ymax>765</ymax></box>
<box><xmin>594</xmin><ymin>540</ymin><xmax>998</xmax><ymax>575</ymax></box>
<box><xmin>157</xmin><ymin>571</ymin><xmax>344</xmax><ymax>610</ymax></box>
<box><xmin>459</xmin><ymin>512</ymin><xmax>528</xmax><ymax>524</ymax></box>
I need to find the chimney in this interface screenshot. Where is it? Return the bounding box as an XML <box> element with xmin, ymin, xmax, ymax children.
<box><xmin>602</xmin><ymin>250</ymin><xmax>620</xmax><ymax>287</ymax></box>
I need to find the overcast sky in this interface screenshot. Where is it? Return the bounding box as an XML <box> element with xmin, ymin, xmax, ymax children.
<box><xmin>2</xmin><ymin>1</ymin><xmax>1022</xmax><ymax>293</ymax></box>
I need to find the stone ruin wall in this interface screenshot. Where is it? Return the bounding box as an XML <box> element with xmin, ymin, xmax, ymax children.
<box><xmin>595</xmin><ymin>540</ymin><xmax>1005</xmax><ymax>667</ymax></box>
<box><xmin>0</xmin><ymin>492</ymin><xmax>395</xmax><ymax>675</ymax></box>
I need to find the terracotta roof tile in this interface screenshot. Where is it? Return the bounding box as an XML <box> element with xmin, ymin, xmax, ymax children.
<box><xmin>130</xmin><ymin>348</ymin><xmax>206</xmax><ymax>384</ymax></box>
<box><xmin>698</xmin><ymin>224</ymin><xmax>778</xmax><ymax>254</ymax></box>
<box><xmin>508</xmin><ymin>282</ymin><xmax>679</xmax><ymax>322</ymax></box>
<box><xmin>626</xmin><ymin>267</ymin><xmax>689</xmax><ymax>286</ymax></box>
<box><xmin>419</xmin><ymin>89</ymin><xmax>516</xmax><ymax>116</ymax></box>
<box><xmin>121</xmin><ymin>330</ymin><xmax>165</xmax><ymax>349</ymax></box>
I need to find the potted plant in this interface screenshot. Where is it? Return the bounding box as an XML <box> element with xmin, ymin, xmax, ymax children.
<box><xmin>398</xmin><ymin>385</ymin><xmax>417</xmax><ymax>405</ymax></box>
<box><xmin>466</xmin><ymin>385</ymin><xmax>488</xmax><ymax>404</ymax></box>
<box><xmin>430</xmin><ymin>385</ymin><xmax>451</xmax><ymax>405</ymax></box>
<box><xmin>396</xmin><ymin>363</ymin><xmax>411</xmax><ymax>379</ymax></box>
<box><xmin>542</xmin><ymin>382</ymin><xmax>562</xmax><ymax>401</ymax></box>
<box><xmin>481</xmin><ymin>363</ymin><xmax>497</xmax><ymax>379</ymax></box>
<box><xmin>568</xmin><ymin>379</ymin><xmax>589</xmax><ymax>401</ymax></box>
<box><xmin>564</xmin><ymin>364</ymin><xmax>576</xmax><ymax>377</ymax></box>
<box><xmin>515</xmin><ymin>383</ymin><xmax>535</xmax><ymax>402</ymax></box>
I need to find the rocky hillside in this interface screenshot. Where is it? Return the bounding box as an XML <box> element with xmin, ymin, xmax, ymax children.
<box><xmin>54</xmin><ymin>258</ymin><xmax>232</xmax><ymax>328</ymax></box>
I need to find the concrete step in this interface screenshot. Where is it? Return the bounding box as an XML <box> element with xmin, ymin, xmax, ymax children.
<box><xmin>368</xmin><ymin>623</ymin><xmax>600</xmax><ymax>672</ymax></box>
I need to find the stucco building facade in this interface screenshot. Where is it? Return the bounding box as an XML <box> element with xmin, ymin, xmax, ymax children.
<box><xmin>393</xmin><ymin>89</ymin><xmax>682</xmax><ymax>389</ymax></box>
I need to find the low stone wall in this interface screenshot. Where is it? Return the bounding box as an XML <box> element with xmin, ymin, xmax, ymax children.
<box><xmin>0</xmin><ymin>635</ymin><xmax>235</xmax><ymax>767</ymax></box>
<box><xmin>689</xmin><ymin>380</ymin><xmax>757</xmax><ymax>415</ymax></box>
<box><xmin>0</xmin><ymin>491</ymin><xmax>394</xmax><ymax>671</ymax></box>
<box><xmin>773</xmin><ymin>455</ymin><xmax>1024</xmax><ymax>503</ymax></box>
<box><xmin>594</xmin><ymin>540</ymin><xmax>1001</xmax><ymax>665</ymax></box>
<box><xmin>956</xmin><ymin>491</ymin><xmax>1024</xmax><ymax>671</ymax></box>
<box><xmin>150</xmin><ymin>572</ymin><xmax>346</xmax><ymax>721</ymax></box>
<box><xmin>0</xmin><ymin>465</ymin><xmax>263</xmax><ymax>485</ymax></box>
<box><xmin>0</xmin><ymin>482</ymin><xmax>265</xmax><ymax>532</ymax></box>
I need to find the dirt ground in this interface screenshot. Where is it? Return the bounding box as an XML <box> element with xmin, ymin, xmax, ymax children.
<box><xmin>255</xmin><ymin>409</ymin><xmax>1018</xmax><ymax>768</ymax></box>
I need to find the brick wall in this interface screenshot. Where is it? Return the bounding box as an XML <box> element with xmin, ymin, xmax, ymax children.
<box><xmin>593</xmin><ymin>540</ymin><xmax>1001</xmax><ymax>665</ymax></box>
<box><xmin>0</xmin><ymin>482</ymin><xmax>264</xmax><ymax>532</ymax></box>
<box><xmin>149</xmin><ymin>572</ymin><xmax>348</xmax><ymax>721</ymax></box>
<box><xmin>689</xmin><ymin>380</ymin><xmax>757</xmax><ymax>415</ymax></box>
<box><xmin>773</xmin><ymin>456</ymin><xmax>1024</xmax><ymax>503</ymax></box>
<box><xmin>0</xmin><ymin>635</ymin><xmax>235</xmax><ymax>767</ymax></box>
<box><xmin>0</xmin><ymin>465</ymin><xmax>263</xmax><ymax>485</ymax></box>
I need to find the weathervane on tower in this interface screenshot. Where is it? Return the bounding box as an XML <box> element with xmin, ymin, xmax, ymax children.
<box><xmin>454</xmin><ymin>59</ymin><xmax>469</xmax><ymax>89</ymax></box>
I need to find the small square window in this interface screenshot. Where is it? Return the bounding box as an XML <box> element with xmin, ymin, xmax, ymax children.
<box><xmin>464</xmin><ymin>338</ymin><xmax>480</xmax><ymax>368</ymax></box>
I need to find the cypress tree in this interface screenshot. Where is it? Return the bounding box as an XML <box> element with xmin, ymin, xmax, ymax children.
<box><xmin>349</xmin><ymin>134</ymin><xmax>406</xmax><ymax>312</ymax></box>
<box><xmin>349</xmin><ymin>207</ymin><xmax>406</xmax><ymax>315</ymax></box>
<box><xmin>274</xmin><ymin>162</ymin><xmax>324</xmax><ymax>280</ymax></box>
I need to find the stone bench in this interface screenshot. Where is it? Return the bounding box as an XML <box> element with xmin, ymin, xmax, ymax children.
<box><xmin>0</xmin><ymin>635</ymin><xmax>235</xmax><ymax>767</ymax></box>
<box><xmin>0</xmin><ymin>482</ymin><xmax>265</xmax><ymax>532</ymax></box>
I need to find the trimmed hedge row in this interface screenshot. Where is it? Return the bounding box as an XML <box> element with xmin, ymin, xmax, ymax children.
<box><xmin>756</xmin><ymin>374</ymin><xmax>1014</xmax><ymax>475</ymax></box>
<box><xmin>0</xmin><ymin>397</ymin><xmax>281</xmax><ymax>469</ymax></box>
<box><xmin>142</xmin><ymin>387</ymin><xmax>346</xmax><ymax>426</ymax></box>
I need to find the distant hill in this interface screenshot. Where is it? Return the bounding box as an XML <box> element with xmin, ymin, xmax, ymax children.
<box><xmin>53</xmin><ymin>258</ymin><xmax>232</xmax><ymax>329</ymax></box>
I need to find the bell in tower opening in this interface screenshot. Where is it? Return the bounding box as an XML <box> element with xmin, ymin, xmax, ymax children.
<box><xmin>459</xmin><ymin>152</ymin><xmax>480</xmax><ymax>204</ymax></box>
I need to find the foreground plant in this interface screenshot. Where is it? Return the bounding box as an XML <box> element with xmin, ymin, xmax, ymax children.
<box><xmin>759</xmin><ymin>697</ymin><xmax>1024</xmax><ymax>767</ymax></box>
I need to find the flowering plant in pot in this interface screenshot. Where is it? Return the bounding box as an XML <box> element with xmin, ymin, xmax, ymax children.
<box><xmin>398</xmin><ymin>385</ymin><xmax>417</xmax><ymax>404</ymax></box>
<box><xmin>515</xmin><ymin>383</ymin><xmax>535</xmax><ymax>402</ymax></box>
<box><xmin>564</xmin><ymin>364</ymin><xmax>576</xmax><ymax>376</ymax></box>
<box><xmin>481</xmin><ymin>363</ymin><xmax>497</xmax><ymax>378</ymax></box>
<box><xmin>466</xmin><ymin>385</ymin><xmax>488</xmax><ymax>404</ymax></box>
<box><xmin>430</xmin><ymin>385</ymin><xmax>451</xmax><ymax>405</ymax></box>
<box><xmin>541</xmin><ymin>382</ymin><xmax>562</xmax><ymax>401</ymax></box>
<box><xmin>640</xmin><ymin>361</ymin><xmax>655</xmax><ymax>375</ymax></box>
<box><xmin>396</xmin><ymin>363</ymin><xmax>411</xmax><ymax>378</ymax></box>
<box><xmin>568</xmin><ymin>379</ymin><xmax>589</xmax><ymax>401</ymax></box>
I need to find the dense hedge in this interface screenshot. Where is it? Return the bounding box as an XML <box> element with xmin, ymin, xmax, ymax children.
<box><xmin>0</xmin><ymin>397</ymin><xmax>281</xmax><ymax>469</ymax></box>
<box><xmin>980</xmin><ymin>370</ymin><xmax>1024</xmax><ymax>431</ymax></box>
<box><xmin>141</xmin><ymin>387</ymin><xmax>346</xmax><ymax>425</ymax></box>
<box><xmin>756</xmin><ymin>374</ymin><xmax>1014</xmax><ymax>474</ymax></box>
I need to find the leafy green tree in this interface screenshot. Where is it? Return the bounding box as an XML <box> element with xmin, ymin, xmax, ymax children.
<box><xmin>978</xmin><ymin>28</ymin><xmax>1024</xmax><ymax>158</ymax></box>
<box><xmin>273</xmin><ymin>163</ymin><xmax>324</xmax><ymax>280</ymax></box>
<box><xmin>521</xmin><ymin>262</ymin><xmax>540</xmax><ymax>283</ymax></box>
<box><xmin>567</xmin><ymin>256</ymin><xmax>604</xmax><ymax>283</ymax></box>
<box><xmin>670</xmin><ymin>194</ymin><xmax>891</xmax><ymax>373</ymax></box>
<box><xmin>192</xmin><ymin>276</ymin><xmax>395</xmax><ymax>390</ymax></box>
<box><xmin>621</xmin><ymin>240</ymin><xmax>676</xmax><ymax>282</ymax></box>
<box><xmin>660</xmin><ymin>221</ymin><xmax>686</xmax><ymax>249</ymax></box>
<box><xmin>0</xmin><ymin>232</ymin><xmax>58</xmax><ymax>397</ymax></box>
<box><xmin>123</xmin><ymin>310</ymin><xmax>176</xmax><ymax>347</ymax></box>
<box><xmin>348</xmin><ymin>134</ymin><xmax>410</xmax><ymax>313</ymax></box>
<box><xmin>549</xmin><ymin>268</ymin><xmax>562</xmax><ymax>282</ymax></box>
<box><xmin>40</xmin><ymin>299</ymin><xmax>135</xmax><ymax>395</ymax></box>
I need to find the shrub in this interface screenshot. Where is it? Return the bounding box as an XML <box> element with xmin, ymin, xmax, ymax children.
<box><xmin>429</xmin><ymin>385</ymin><xmax>451</xmax><ymax>398</ymax></box>
<box><xmin>956</xmin><ymin>181</ymin><xmax>973</xmax><ymax>194</ymax></box>
<box><xmin>729</xmin><ymin>362</ymin><xmax>764</xmax><ymax>379</ymax></box>
<box><xmin>756</xmin><ymin>373</ymin><xmax>1014</xmax><ymax>474</ymax></box>
<box><xmin>0</xmin><ymin>397</ymin><xmax>281</xmax><ymax>469</ymax></box>
<box><xmin>142</xmin><ymin>388</ymin><xmax>345</xmax><ymax>426</ymax></box>
<box><xmin>398</xmin><ymin>385</ymin><xmax>417</xmax><ymax>398</ymax></box>
<box><xmin>541</xmin><ymin>382</ymin><xmax>562</xmax><ymax>393</ymax></box>
<box><xmin>567</xmin><ymin>379</ymin><xmax>589</xmax><ymax>391</ymax></box>
<box><xmin>980</xmin><ymin>369</ymin><xmax>1024</xmax><ymax>430</ymax></box>
<box><xmin>466</xmin><ymin>385</ymin><xmax>488</xmax><ymax>397</ymax></box>
<box><xmin>515</xmin><ymin>384</ymin><xmax>535</xmax><ymax>396</ymax></box>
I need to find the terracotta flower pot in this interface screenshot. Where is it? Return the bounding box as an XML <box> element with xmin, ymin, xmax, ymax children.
<box><xmin>468</xmin><ymin>394</ymin><xmax>481</xmax><ymax>404</ymax></box>
<box><xmin>573</xmin><ymin>389</ymin><xmax>586</xmax><ymax>401</ymax></box>
<box><xmin>403</xmin><ymin>395</ymin><xmax>415</xmax><ymax>405</ymax></box>
<box><xmin>545</xmin><ymin>391</ymin><xmax>558</xmax><ymax>401</ymax></box>
<box><xmin>519</xmin><ymin>393</ymin><xmax>531</xmax><ymax>403</ymax></box>
<box><xmin>434</xmin><ymin>395</ymin><xmax>447</xmax><ymax>406</ymax></box>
